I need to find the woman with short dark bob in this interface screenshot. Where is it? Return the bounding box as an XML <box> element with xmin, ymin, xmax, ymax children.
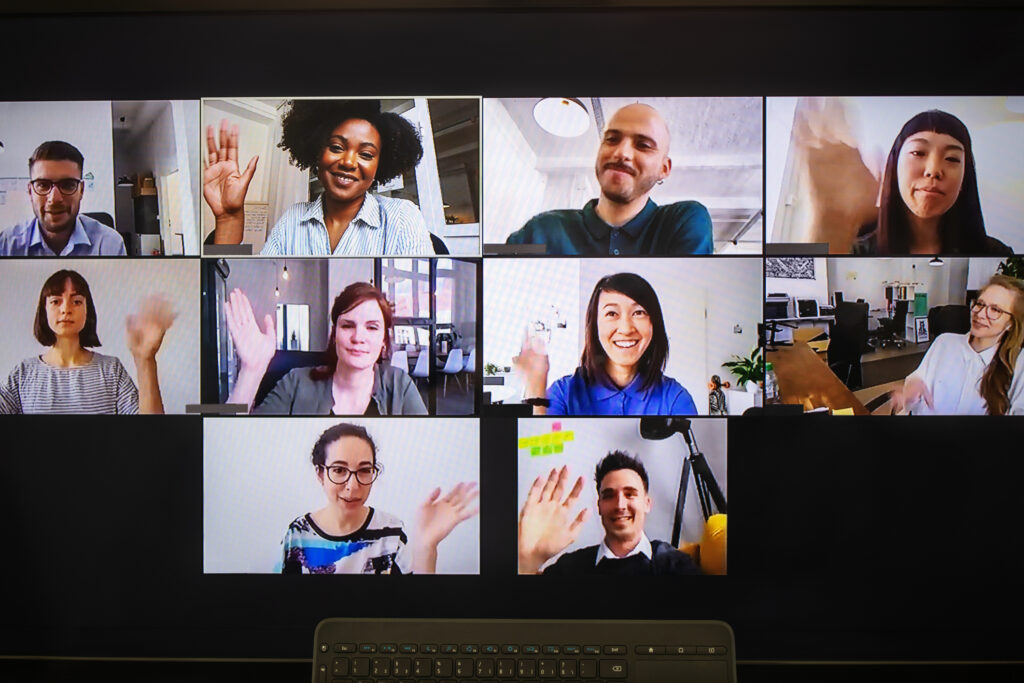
<box><xmin>204</xmin><ymin>99</ymin><xmax>434</xmax><ymax>256</ymax></box>
<box><xmin>0</xmin><ymin>269</ymin><xmax>174</xmax><ymax>414</ymax></box>
<box><xmin>225</xmin><ymin>282</ymin><xmax>426</xmax><ymax>415</ymax></box>
<box><xmin>516</xmin><ymin>272</ymin><xmax>697</xmax><ymax>415</ymax></box>
<box><xmin>278</xmin><ymin>422</ymin><xmax>478</xmax><ymax>574</ymax></box>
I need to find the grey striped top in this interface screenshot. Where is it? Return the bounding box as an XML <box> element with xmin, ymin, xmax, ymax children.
<box><xmin>0</xmin><ymin>353</ymin><xmax>139</xmax><ymax>415</ymax></box>
<box><xmin>260</xmin><ymin>193</ymin><xmax>435</xmax><ymax>256</ymax></box>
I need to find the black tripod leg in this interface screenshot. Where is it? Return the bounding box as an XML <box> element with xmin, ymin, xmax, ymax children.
<box><xmin>671</xmin><ymin>457</ymin><xmax>691</xmax><ymax>547</ymax></box>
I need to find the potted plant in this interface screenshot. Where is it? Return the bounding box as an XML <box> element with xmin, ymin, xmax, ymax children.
<box><xmin>997</xmin><ymin>256</ymin><xmax>1024</xmax><ymax>280</ymax></box>
<box><xmin>722</xmin><ymin>346</ymin><xmax>765</xmax><ymax>392</ymax></box>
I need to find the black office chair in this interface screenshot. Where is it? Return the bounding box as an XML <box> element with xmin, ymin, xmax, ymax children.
<box><xmin>875</xmin><ymin>300</ymin><xmax>909</xmax><ymax>350</ymax></box>
<box><xmin>827</xmin><ymin>301</ymin><xmax>869</xmax><ymax>390</ymax></box>
<box><xmin>83</xmin><ymin>211</ymin><xmax>115</xmax><ymax>228</ymax></box>
<box><xmin>429</xmin><ymin>232</ymin><xmax>449</xmax><ymax>255</ymax></box>
<box><xmin>928</xmin><ymin>304</ymin><xmax>971</xmax><ymax>338</ymax></box>
<box><xmin>252</xmin><ymin>350</ymin><xmax>325</xmax><ymax>409</ymax></box>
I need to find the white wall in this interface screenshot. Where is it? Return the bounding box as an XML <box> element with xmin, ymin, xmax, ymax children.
<box><xmin>485</xmin><ymin>258</ymin><xmax>762</xmax><ymax>415</ymax></box>
<box><xmin>0</xmin><ymin>101</ymin><xmax>114</xmax><ymax>230</ymax></box>
<box><xmin>481</xmin><ymin>99</ymin><xmax>548</xmax><ymax>244</ymax></box>
<box><xmin>967</xmin><ymin>257</ymin><xmax>1007</xmax><ymax>292</ymax></box>
<box><xmin>0</xmin><ymin>260</ymin><xmax>199</xmax><ymax>412</ymax></box>
<box><xmin>767</xmin><ymin>97</ymin><xmax>1024</xmax><ymax>249</ymax></box>
<box><xmin>826</xmin><ymin>258</ymin><xmax>964</xmax><ymax>311</ymax></box>
<box><xmin>517</xmin><ymin>417</ymin><xmax>727</xmax><ymax>569</ymax></box>
<box><xmin>204</xmin><ymin>417</ymin><xmax>480</xmax><ymax>574</ymax></box>
<box><xmin>224</xmin><ymin>258</ymin><xmax>330</xmax><ymax>350</ymax></box>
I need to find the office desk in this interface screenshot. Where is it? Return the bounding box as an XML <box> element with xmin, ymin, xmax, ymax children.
<box><xmin>767</xmin><ymin>342</ymin><xmax>869</xmax><ymax>415</ymax></box>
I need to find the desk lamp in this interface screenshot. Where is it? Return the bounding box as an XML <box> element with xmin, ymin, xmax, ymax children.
<box><xmin>639</xmin><ymin>417</ymin><xmax>727</xmax><ymax>547</ymax></box>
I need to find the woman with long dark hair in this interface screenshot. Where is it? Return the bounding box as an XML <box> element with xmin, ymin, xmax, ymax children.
<box><xmin>515</xmin><ymin>272</ymin><xmax>696</xmax><ymax>416</ymax></box>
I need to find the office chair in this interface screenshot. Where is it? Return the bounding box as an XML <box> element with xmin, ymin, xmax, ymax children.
<box><xmin>827</xmin><ymin>301</ymin><xmax>869</xmax><ymax>390</ymax></box>
<box><xmin>429</xmin><ymin>232</ymin><xmax>449</xmax><ymax>255</ymax></box>
<box><xmin>389</xmin><ymin>350</ymin><xmax>410</xmax><ymax>373</ymax></box>
<box><xmin>875</xmin><ymin>300</ymin><xmax>909</xmax><ymax>350</ymax></box>
<box><xmin>928</xmin><ymin>304</ymin><xmax>971</xmax><ymax>337</ymax></box>
<box><xmin>252</xmin><ymin>350</ymin><xmax>325</xmax><ymax>409</ymax></box>
<box><xmin>440</xmin><ymin>348</ymin><xmax>464</xmax><ymax>396</ymax></box>
<box><xmin>83</xmin><ymin>211</ymin><xmax>115</xmax><ymax>227</ymax></box>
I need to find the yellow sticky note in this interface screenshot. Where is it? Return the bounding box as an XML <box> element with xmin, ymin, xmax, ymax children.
<box><xmin>563</xmin><ymin>431</ymin><xmax>574</xmax><ymax>442</ymax></box>
<box><xmin>518</xmin><ymin>437</ymin><xmax>531</xmax><ymax>449</ymax></box>
<box><xmin>832</xmin><ymin>408</ymin><xmax>854</xmax><ymax>416</ymax></box>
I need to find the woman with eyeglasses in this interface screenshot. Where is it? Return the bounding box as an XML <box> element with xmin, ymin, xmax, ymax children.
<box><xmin>278</xmin><ymin>423</ymin><xmax>478</xmax><ymax>574</ymax></box>
<box><xmin>890</xmin><ymin>274</ymin><xmax>1024</xmax><ymax>415</ymax></box>
<box><xmin>0</xmin><ymin>269</ymin><xmax>175</xmax><ymax>414</ymax></box>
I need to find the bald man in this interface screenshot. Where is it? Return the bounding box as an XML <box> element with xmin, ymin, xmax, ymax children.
<box><xmin>506</xmin><ymin>103</ymin><xmax>713</xmax><ymax>255</ymax></box>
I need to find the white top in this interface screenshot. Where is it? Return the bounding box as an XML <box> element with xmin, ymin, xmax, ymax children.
<box><xmin>594</xmin><ymin>532</ymin><xmax>654</xmax><ymax>566</ymax></box>
<box><xmin>0</xmin><ymin>353</ymin><xmax>139</xmax><ymax>414</ymax></box>
<box><xmin>260</xmin><ymin>193</ymin><xmax>434</xmax><ymax>256</ymax></box>
<box><xmin>906</xmin><ymin>332</ymin><xmax>1024</xmax><ymax>415</ymax></box>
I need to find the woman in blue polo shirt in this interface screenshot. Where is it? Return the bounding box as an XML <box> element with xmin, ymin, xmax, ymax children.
<box><xmin>516</xmin><ymin>272</ymin><xmax>696</xmax><ymax>416</ymax></box>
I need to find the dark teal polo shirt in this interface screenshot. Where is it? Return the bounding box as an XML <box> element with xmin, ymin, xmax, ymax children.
<box><xmin>505</xmin><ymin>198</ymin><xmax>713</xmax><ymax>255</ymax></box>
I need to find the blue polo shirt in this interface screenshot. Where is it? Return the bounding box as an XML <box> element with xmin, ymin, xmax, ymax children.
<box><xmin>505</xmin><ymin>198</ymin><xmax>713</xmax><ymax>256</ymax></box>
<box><xmin>0</xmin><ymin>215</ymin><xmax>126</xmax><ymax>256</ymax></box>
<box><xmin>547</xmin><ymin>368</ymin><xmax>697</xmax><ymax>416</ymax></box>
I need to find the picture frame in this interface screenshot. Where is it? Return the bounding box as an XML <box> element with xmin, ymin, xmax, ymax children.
<box><xmin>914</xmin><ymin>316</ymin><xmax>929</xmax><ymax>343</ymax></box>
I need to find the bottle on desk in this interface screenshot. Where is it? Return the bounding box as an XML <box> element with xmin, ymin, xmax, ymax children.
<box><xmin>764</xmin><ymin>362</ymin><xmax>780</xmax><ymax>404</ymax></box>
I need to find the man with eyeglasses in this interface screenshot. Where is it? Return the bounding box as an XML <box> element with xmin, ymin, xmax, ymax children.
<box><xmin>0</xmin><ymin>141</ymin><xmax>126</xmax><ymax>256</ymax></box>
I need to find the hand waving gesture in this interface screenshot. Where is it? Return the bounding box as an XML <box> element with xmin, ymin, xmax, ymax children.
<box><xmin>224</xmin><ymin>288</ymin><xmax>276</xmax><ymax>374</ymax></box>
<box><xmin>204</xmin><ymin>119</ymin><xmax>259</xmax><ymax>218</ymax></box>
<box><xmin>518</xmin><ymin>465</ymin><xmax>590</xmax><ymax>574</ymax></box>
<box><xmin>416</xmin><ymin>482</ymin><xmax>480</xmax><ymax>549</ymax></box>
<box><xmin>889</xmin><ymin>376</ymin><xmax>934</xmax><ymax>414</ymax></box>
<box><xmin>125</xmin><ymin>295</ymin><xmax>177</xmax><ymax>361</ymax></box>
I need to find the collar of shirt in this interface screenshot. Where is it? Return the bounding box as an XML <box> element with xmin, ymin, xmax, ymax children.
<box><xmin>959</xmin><ymin>332</ymin><xmax>998</xmax><ymax>366</ymax></box>
<box><xmin>29</xmin><ymin>216</ymin><xmax>92</xmax><ymax>256</ymax></box>
<box><xmin>582</xmin><ymin>198</ymin><xmax>657</xmax><ymax>241</ymax></box>
<box><xmin>299</xmin><ymin>192</ymin><xmax>382</xmax><ymax>231</ymax></box>
<box><xmin>588</xmin><ymin>372</ymin><xmax>654</xmax><ymax>404</ymax></box>
<box><xmin>595</xmin><ymin>532</ymin><xmax>653</xmax><ymax>566</ymax></box>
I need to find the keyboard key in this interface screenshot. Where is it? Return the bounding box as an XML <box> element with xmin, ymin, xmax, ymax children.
<box><xmin>422</xmin><ymin>644</ymin><xmax>439</xmax><ymax>654</ymax></box>
<box><xmin>502</xmin><ymin>644</ymin><xmax>519</xmax><ymax>654</ymax></box>
<box><xmin>442</xmin><ymin>644</ymin><xmax>459</xmax><ymax>654</ymax></box>
<box><xmin>393</xmin><ymin>657</ymin><xmax>411</xmax><ymax>676</ymax></box>
<box><xmin>600</xmin><ymin>659</ymin><xmax>628</xmax><ymax>678</ymax></box>
<box><xmin>523</xmin><ymin>644</ymin><xmax>540</xmax><ymax>654</ymax></box>
<box><xmin>399</xmin><ymin>643</ymin><xmax>417</xmax><ymax>654</ymax></box>
<box><xmin>538</xmin><ymin>659</ymin><xmax>557</xmax><ymax>677</ymax></box>
<box><xmin>358</xmin><ymin>644</ymin><xmax>376</xmax><ymax>654</ymax></box>
<box><xmin>667</xmin><ymin>645</ymin><xmax>692</xmax><ymax>655</ymax></box>
<box><xmin>434</xmin><ymin>658</ymin><xmax>453</xmax><ymax>677</ymax></box>
<box><xmin>380</xmin><ymin>643</ymin><xmax>397</xmax><ymax>654</ymax></box>
<box><xmin>455</xmin><ymin>657</ymin><xmax>474</xmax><ymax>677</ymax></box>
<box><xmin>636</xmin><ymin>645</ymin><xmax>665</xmax><ymax>655</ymax></box>
<box><xmin>559</xmin><ymin>659</ymin><xmax>577</xmax><ymax>677</ymax></box>
<box><xmin>604</xmin><ymin>645</ymin><xmax>626</xmax><ymax>655</ymax></box>
<box><xmin>579</xmin><ymin>659</ymin><xmax>597</xmax><ymax>678</ymax></box>
<box><xmin>583</xmin><ymin>645</ymin><xmax>601</xmax><ymax>655</ymax></box>
<box><xmin>497</xmin><ymin>658</ymin><xmax>515</xmax><ymax>677</ymax></box>
<box><xmin>462</xmin><ymin>644</ymin><xmax>479</xmax><ymax>654</ymax></box>
<box><xmin>371</xmin><ymin>657</ymin><xmax>390</xmax><ymax>676</ymax></box>
<box><xmin>482</xmin><ymin>644</ymin><xmax>499</xmax><ymax>654</ymax></box>
<box><xmin>350</xmin><ymin>657</ymin><xmax>369</xmax><ymax>676</ymax></box>
<box><xmin>334</xmin><ymin>643</ymin><xmax>356</xmax><ymax>653</ymax></box>
<box><xmin>563</xmin><ymin>645</ymin><xmax>581</xmax><ymax>655</ymax></box>
<box><xmin>413</xmin><ymin>658</ymin><xmax>431</xmax><ymax>676</ymax></box>
<box><xmin>518</xmin><ymin>659</ymin><xmax>537</xmax><ymax>677</ymax></box>
<box><xmin>331</xmin><ymin>657</ymin><xmax>349</xmax><ymax>676</ymax></box>
<box><xmin>542</xmin><ymin>645</ymin><xmax>560</xmax><ymax>654</ymax></box>
<box><xmin>476</xmin><ymin>658</ymin><xmax>495</xmax><ymax>677</ymax></box>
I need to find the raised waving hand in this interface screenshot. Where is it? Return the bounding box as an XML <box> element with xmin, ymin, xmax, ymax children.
<box><xmin>518</xmin><ymin>465</ymin><xmax>590</xmax><ymax>574</ymax></box>
<box><xmin>224</xmin><ymin>288</ymin><xmax>277</xmax><ymax>410</ymax></box>
<box><xmin>204</xmin><ymin>119</ymin><xmax>259</xmax><ymax>244</ymax></box>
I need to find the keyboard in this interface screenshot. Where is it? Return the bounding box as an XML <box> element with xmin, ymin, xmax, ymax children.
<box><xmin>312</xmin><ymin>618</ymin><xmax>735</xmax><ymax>683</ymax></box>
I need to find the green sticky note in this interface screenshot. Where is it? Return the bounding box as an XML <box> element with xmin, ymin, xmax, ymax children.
<box><xmin>542</xmin><ymin>445</ymin><xmax>553</xmax><ymax>454</ymax></box>
<box><xmin>553</xmin><ymin>444</ymin><xmax>564</xmax><ymax>454</ymax></box>
<box><xmin>531</xmin><ymin>447</ymin><xmax>541</xmax><ymax>456</ymax></box>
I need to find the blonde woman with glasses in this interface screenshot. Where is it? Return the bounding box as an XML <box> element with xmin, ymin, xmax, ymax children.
<box><xmin>890</xmin><ymin>274</ymin><xmax>1024</xmax><ymax>415</ymax></box>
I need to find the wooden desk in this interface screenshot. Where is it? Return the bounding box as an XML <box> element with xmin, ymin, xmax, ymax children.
<box><xmin>767</xmin><ymin>342</ymin><xmax>869</xmax><ymax>415</ymax></box>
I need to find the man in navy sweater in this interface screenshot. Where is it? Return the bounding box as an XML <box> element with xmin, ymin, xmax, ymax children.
<box><xmin>518</xmin><ymin>451</ymin><xmax>699</xmax><ymax>575</ymax></box>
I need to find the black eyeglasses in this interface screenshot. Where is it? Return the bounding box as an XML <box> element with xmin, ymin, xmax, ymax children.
<box><xmin>319</xmin><ymin>463</ymin><xmax>380</xmax><ymax>485</ymax></box>
<box><xmin>29</xmin><ymin>178</ymin><xmax>82</xmax><ymax>196</ymax></box>
<box><xmin>972</xmin><ymin>300</ymin><xmax>1009</xmax><ymax>321</ymax></box>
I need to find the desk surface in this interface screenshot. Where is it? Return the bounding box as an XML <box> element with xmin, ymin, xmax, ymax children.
<box><xmin>767</xmin><ymin>342</ymin><xmax>869</xmax><ymax>415</ymax></box>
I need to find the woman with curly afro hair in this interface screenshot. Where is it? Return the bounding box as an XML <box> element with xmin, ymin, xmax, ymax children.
<box><xmin>204</xmin><ymin>99</ymin><xmax>435</xmax><ymax>255</ymax></box>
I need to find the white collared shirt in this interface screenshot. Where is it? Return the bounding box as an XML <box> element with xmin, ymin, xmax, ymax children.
<box><xmin>594</xmin><ymin>532</ymin><xmax>654</xmax><ymax>566</ymax></box>
<box><xmin>907</xmin><ymin>332</ymin><xmax>1024</xmax><ymax>415</ymax></box>
<box><xmin>260</xmin><ymin>193</ymin><xmax>434</xmax><ymax>256</ymax></box>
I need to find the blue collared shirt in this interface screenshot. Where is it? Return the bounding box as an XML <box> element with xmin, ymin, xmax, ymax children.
<box><xmin>0</xmin><ymin>215</ymin><xmax>126</xmax><ymax>256</ymax></box>
<box><xmin>547</xmin><ymin>368</ymin><xmax>697</xmax><ymax>416</ymax></box>
<box><xmin>261</xmin><ymin>193</ymin><xmax>435</xmax><ymax>256</ymax></box>
<box><xmin>505</xmin><ymin>198</ymin><xmax>713</xmax><ymax>256</ymax></box>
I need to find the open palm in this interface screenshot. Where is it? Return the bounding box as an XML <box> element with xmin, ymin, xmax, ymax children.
<box><xmin>416</xmin><ymin>482</ymin><xmax>479</xmax><ymax>548</ymax></box>
<box><xmin>204</xmin><ymin>119</ymin><xmax>258</xmax><ymax>218</ymax></box>
<box><xmin>518</xmin><ymin>466</ymin><xmax>589</xmax><ymax>573</ymax></box>
<box><xmin>126</xmin><ymin>295</ymin><xmax>176</xmax><ymax>361</ymax></box>
<box><xmin>224</xmin><ymin>288</ymin><xmax>276</xmax><ymax>373</ymax></box>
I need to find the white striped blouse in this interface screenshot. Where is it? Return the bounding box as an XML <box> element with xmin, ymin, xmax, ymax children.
<box><xmin>0</xmin><ymin>353</ymin><xmax>139</xmax><ymax>415</ymax></box>
<box><xmin>260</xmin><ymin>193</ymin><xmax>435</xmax><ymax>256</ymax></box>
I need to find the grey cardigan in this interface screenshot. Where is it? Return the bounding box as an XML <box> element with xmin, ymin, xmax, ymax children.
<box><xmin>252</xmin><ymin>364</ymin><xmax>427</xmax><ymax>415</ymax></box>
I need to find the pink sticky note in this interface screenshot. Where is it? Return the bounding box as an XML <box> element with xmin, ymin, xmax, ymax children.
<box><xmin>552</xmin><ymin>422</ymin><xmax>561</xmax><ymax>431</ymax></box>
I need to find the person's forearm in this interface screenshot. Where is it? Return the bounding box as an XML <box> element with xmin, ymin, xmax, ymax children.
<box><xmin>412</xmin><ymin>543</ymin><xmax>438</xmax><ymax>574</ymax></box>
<box><xmin>134</xmin><ymin>357</ymin><xmax>164</xmax><ymax>415</ymax></box>
<box><xmin>524</xmin><ymin>378</ymin><xmax>548</xmax><ymax>416</ymax></box>
<box><xmin>213</xmin><ymin>213</ymin><xmax>245</xmax><ymax>244</ymax></box>
<box><xmin>227</xmin><ymin>364</ymin><xmax>268</xmax><ymax>411</ymax></box>
<box><xmin>811</xmin><ymin>208</ymin><xmax>864</xmax><ymax>255</ymax></box>
<box><xmin>518</xmin><ymin>551</ymin><xmax>543</xmax><ymax>575</ymax></box>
